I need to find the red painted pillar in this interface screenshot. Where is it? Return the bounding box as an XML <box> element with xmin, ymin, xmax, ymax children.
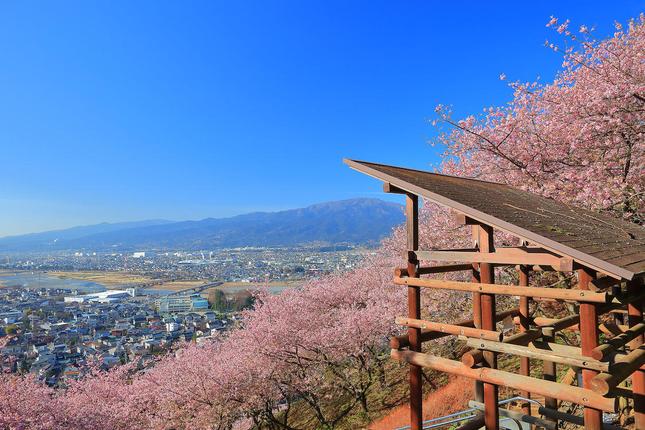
<box><xmin>627</xmin><ymin>278</ymin><xmax>645</xmax><ymax>428</ymax></box>
<box><xmin>579</xmin><ymin>268</ymin><xmax>602</xmax><ymax>430</ymax></box>
<box><xmin>518</xmin><ymin>265</ymin><xmax>532</xmax><ymax>417</ymax></box>
<box><xmin>478</xmin><ymin>225</ymin><xmax>498</xmax><ymax>430</ymax></box>
<box><xmin>406</xmin><ymin>194</ymin><xmax>422</xmax><ymax>430</ymax></box>
<box><xmin>472</xmin><ymin>226</ymin><xmax>483</xmax><ymax>403</ymax></box>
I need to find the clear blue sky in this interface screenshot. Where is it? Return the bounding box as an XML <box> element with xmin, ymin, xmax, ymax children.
<box><xmin>0</xmin><ymin>1</ymin><xmax>640</xmax><ymax>236</ymax></box>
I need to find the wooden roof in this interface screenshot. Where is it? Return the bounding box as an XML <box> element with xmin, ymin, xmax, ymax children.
<box><xmin>345</xmin><ymin>159</ymin><xmax>645</xmax><ymax>280</ymax></box>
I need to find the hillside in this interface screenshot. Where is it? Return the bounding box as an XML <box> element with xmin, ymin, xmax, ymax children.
<box><xmin>0</xmin><ymin>199</ymin><xmax>404</xmax><ymax>252</ymax></box>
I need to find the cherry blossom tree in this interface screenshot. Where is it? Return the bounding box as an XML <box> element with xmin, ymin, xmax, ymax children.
<box><xmin>0</xmin><ymin>14</ymin><xmax>642</xmax><ymax>430</ymax></box>
<box><xmin>434</xmin><ymin>15</ymin><xmax>644</xmax><ymax>222</ymax></box>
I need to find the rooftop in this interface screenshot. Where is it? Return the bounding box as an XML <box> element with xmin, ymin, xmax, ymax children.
<box><xmin>344</xmin><ymin>159</ymin><xmax>645</xmax><ymax>280</ymax></box>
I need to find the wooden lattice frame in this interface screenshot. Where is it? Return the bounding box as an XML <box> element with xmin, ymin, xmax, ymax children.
<box><xmin>390</xmin><ymin>192</ymin><xmax>644</xmax><ymax>430</ymax></box>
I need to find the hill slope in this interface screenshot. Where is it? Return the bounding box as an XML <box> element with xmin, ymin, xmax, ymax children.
<box><xmin>0</xmin><ymin>199</ymin><xmax>404</xmax><ymax>251</ymax></box>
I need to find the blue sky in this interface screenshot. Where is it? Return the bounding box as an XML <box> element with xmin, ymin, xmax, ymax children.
<box><xmin>0</xmin><ymin>1</ymin><xmax>641</xmax><ymax>236</ymax></box>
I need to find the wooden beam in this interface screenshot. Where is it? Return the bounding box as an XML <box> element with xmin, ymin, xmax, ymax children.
<box><xmin>525</xmin><ymin>296</ymin><xmax>622</xmax><ymax>330</ymax></box>
<box><xmin>591</xmin><ymin>347</ymin><xmax>645</xmax><ymax>395</ymax></box>
<box><xmin>579</xmin><ymin>267</ymin><xmax>602</xmax><ymax>430</ymax></box>
<box><xmin>411</xmin><ymin>247</ymin><xmax>573</xmax><ymax>271</ymax></box>
<box><xmin>591</xmin><ymin>323</ymin><xmax>645</xmax><ymax>360</ymax></box>
<box><xmin>530</xmin><ymin>341</ymin><xmax>643</xmax><ymax>370</ymax></box>
<box><xmin>383</xmin><ymin>182</ymin><xmax>407</xmax><ymax>194</ymax></box>
<box><xmin>462</xmin><ymin>329</ymin><xmax>543</xmax><ymax>368</ymax></box>
<box><xmin>529</xmin><ymin>340</ymin><xmax>585</xmax><ymax>357</ymax></box>
<box><xmin>405</xmin><ymin>193</ymin><xmax>422</xmax><ymax>430</ymax></box>
<box><xmin>599</xmin><ymin>323</ymin><xmax>629</xmax><ymax>337</ymax></box>
<box><xmin>534</xmin><ymin>313</ymin><xmax>581</xmax><ymax>331</ymax></box>
<box><xmin>394</xmin><ymin>263</ymin><xmax>473</xmax><ymax>277</ymax></box>
<box><xmin>465</xmin><ymin>337</ymin><xmax>610</xmax><ymax>372</ymax></box>
<box><xmin>390</xmin><ymin>308</ymin><xmax>520</xmax><ymax>349</ymax></box>
<box><xmin>453</xmin><ymin>212</ymin><xmax>479</xmax><ymax>225</ymax></box>
<box><xmin>394</xmin><ymin>276</ymin><xmax>609</xmax><ymax>303</ymax></box>
<box><xmin>396</xmin><ymin>317</ymin><xmax>503</xmax><ymax>341</ymax></box>
<box><xmin>391</xmin><ymin>349</ymin><xmax>617</xmax><ymax>412</ymax></box>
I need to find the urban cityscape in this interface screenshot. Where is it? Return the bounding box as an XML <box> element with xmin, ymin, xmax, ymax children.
<box><xmin>0</xmin><ymin>246</ymin><xmax>368</xmax><ymax>385</ymax></box>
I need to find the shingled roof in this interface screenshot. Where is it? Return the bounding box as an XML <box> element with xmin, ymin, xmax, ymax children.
<box><xmin>345</xmin><ymin>159</ymin><xmax>645</xmax><ymax>280</ymax></box>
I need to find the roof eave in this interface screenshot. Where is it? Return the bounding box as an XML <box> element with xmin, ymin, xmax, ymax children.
<box><xmin>344</xmin><ymin>158</ymin><xmax>634</xmax><ymax>280</ymax></box>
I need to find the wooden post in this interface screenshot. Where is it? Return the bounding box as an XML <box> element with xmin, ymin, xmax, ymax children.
<box><xmin>579</xmin><ymin>268</ymin><xmax>602</xmax><ymax>430</ymax></box>
<box><xmin>518</xmin><ymin>265</ymin><xmax>531</xmax><ymax>417</ymax></box>
<box><xmin>472</xmin><ymin>226</ymin><xmax>483</xmax><ymax>403</ymax></box>
<box><xmin>627</xmin><ymin>278</ymin><xmax>644</xmax><ymax>429</ymax></box>
<box><xmin>406</xmin><ymin>194</ymin><xmax>422</xmax><ymax>430</ymax></box>
<box><xmin>542</xmin><ymin>326</ymin><xmax>557</xmax><ymax>425</ymax></box>
<box><xmin>478</xmin><ymin>225</ymin><xmax>499</xmax><ymax>430</ymax></box>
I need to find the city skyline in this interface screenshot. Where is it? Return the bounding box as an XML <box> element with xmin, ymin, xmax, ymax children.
<box><xmin>0</xmin><ymin>1</ymin><xmax>639</xmax><ymax>236</ymax></box>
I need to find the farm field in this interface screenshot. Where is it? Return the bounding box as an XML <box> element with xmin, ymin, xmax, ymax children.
<box><xmin>49</xmin><ymin>271</ymin><xmax>154</xmax><ymax>287</ymax></box>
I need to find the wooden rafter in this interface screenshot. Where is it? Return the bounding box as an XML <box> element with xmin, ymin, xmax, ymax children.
<box><xmin>411</xmin><ymin>247</ymin><xmax>573</xmax><ymax>271</ymax></box>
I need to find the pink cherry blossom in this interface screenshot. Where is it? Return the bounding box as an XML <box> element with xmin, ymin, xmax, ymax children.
<box><xmin>0</xmin><ymin>14</ymin><xmax>642</xmax><ymax>430</ymax></box>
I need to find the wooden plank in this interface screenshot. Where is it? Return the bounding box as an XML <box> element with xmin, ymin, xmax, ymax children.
<box><xmin>607</xmin><ymin>253</ymin><xmax>645</xmax><ymax>267</ymax></box>
<box><xmin>391</xmin><ymin>349</ymin><xmax>617</xmax><ymax>412</ymax></box>
<box><xmin>624</xmin><ymin>258</ymin><xmax>645</xmax><ymax>273</ymax></box>
<box><xmin>396</xmin><ymin>317</ymin><xmax>503</xmax><ymax>341</ymax></box>
<box><xmin>394</xmin><ymin>276</ymin><xmax>609</xmax><ymax>303</ymax></box>
<box><xmin>412</xmin><ymin>247</ymin><xmax>573</xmax><ymax>270</ymax></box>
<box><xmin>465</xmin><ymin>338</ymin><xmax>609</xmax><ymax>372</ymax></box>
<box><xmin>405</xmin><ymin>193</ymin><xmax>422</xmax><ymax>430</ymax></box>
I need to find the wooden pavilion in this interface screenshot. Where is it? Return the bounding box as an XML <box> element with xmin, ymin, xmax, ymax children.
<box><xmin>345</xmin><ymin>159</ymin><xmax>645</xmax><ymax>430</ymax></box>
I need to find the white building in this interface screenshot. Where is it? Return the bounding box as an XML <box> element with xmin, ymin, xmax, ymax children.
<box><xmin>64</xmin><ymin>290</ymin><xmax>130</xmax><ymax>303</ymax></box>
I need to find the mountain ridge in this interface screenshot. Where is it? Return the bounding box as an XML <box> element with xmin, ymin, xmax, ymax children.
<box><xmin>0</xmin><ymin>198</ymin><xmax>404</xmax><ymax>252</ymax></box>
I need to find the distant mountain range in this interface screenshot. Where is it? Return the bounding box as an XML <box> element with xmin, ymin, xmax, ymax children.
<box><xmin>0</xmin><ymin>199</ymin><xmax>404</xmax><ymax>252</ymax></box>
